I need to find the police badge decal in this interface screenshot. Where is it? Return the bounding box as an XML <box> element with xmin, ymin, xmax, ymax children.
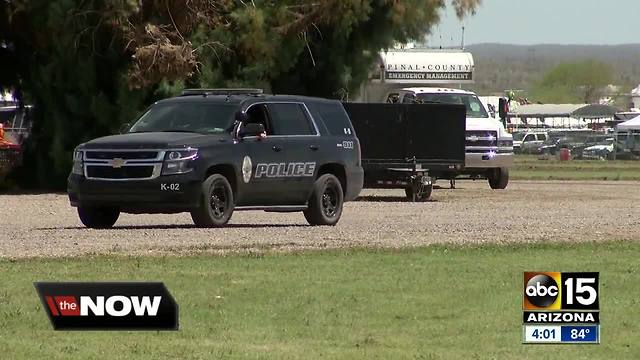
<box><xmin>242</xmin><ymin>156</ymin><xmax>252</xmax><ymax>183</ymax></box>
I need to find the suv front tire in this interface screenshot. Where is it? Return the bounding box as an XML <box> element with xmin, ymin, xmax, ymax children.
<box><xmin>78</xmin><ymin>207</ymin><xmax>120</xmax><ymax>228</ymax></box>
<box><xmin>191</xmin><ymin>174</ymin><xmax>235</xmax><ymax>227</ymax></box>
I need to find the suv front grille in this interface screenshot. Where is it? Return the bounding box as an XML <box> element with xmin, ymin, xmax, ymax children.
<box><xmin>82</xmin><ymin>149</ymin><xmax>165</xmax><ymax>180</ymax></box>
<box><xmin>86</xmin><ymin>166</ymin><xmax>155</xmax><ymax>179</ymax></box>
<box><xmin>85</xmin><ymin>151</ymin><xmax>159</xmax><ymax>160</ymax></box>
<box><xmin>466</xmin><ymin>131</ymin><xmax>497</xmax><ymax>148</ymax></box>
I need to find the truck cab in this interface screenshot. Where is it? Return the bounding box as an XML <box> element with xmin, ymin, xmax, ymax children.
<box><xmin>390</xmin><ymin>87</ymin><xmax>514</xmax><ymax>189</ymax></box>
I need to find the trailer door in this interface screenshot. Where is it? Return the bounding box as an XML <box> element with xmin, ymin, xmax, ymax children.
<box><xmin>342</xmin><ymin>103</ymin><xmax>407</xmax><ymax>160</ymax></box>
<box><xmin>404</xmin><ymin>103</ymin><xmax>465</xmax><ymax>164</ymax></box>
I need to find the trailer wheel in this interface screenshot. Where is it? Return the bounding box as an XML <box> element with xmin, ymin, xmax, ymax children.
<box><xmin>405</xmin><ymin>183</ymin><xmax>433</xmax><ymax>202</ymax></box>
<box><xmin>77</xmin><ymin>207</ymin><xmax>120</xmax><ymax>229</ymax></box>
<box><xmin>488</xmin><ymin>167</ymin><xmax>509</xmax><ymax>189</ymax></box>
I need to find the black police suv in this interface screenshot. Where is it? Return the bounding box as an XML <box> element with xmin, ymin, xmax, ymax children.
<box><xmin>68</xmin><ymin>89</ymin><xmax>364</xmax><ymax>228</ymax></box>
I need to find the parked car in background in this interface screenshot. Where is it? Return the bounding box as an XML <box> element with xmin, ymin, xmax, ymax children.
<box><xmin>537</xmin><ymin>136</ymin><xmax>584</xmax><ymax>156</ymax></box>
<box><xmin>582</xmin><ymin>137</ymin><xmax>615</xmax><ymax>160</ymax></box>
<box><xmin>537</xmin><ymin>137</ymin><xmax>563</xmax><ymax>155</ymax></box>
<box><xmin>513</xmin><ymin>131</ymin><xmax>547</xmax><ymax>154</ymax></box>
<box><xmin>0</xmin><ymin>104</ymin><xmax>33</xmax><ymax>145</ymax></box>
<box><xmin>0</xmin><ymin>123</ymin><xmax>22</xmax><ymax>178</ymax></box>
<box><xmin>572</xmin><ymin>135</ymin><xmax>615</xmax><ymax>159</ymax></box>
<box><xmin>0</xmin><ymin>103</ymin><xmax>28</xmax><ymax>177</ymax></box>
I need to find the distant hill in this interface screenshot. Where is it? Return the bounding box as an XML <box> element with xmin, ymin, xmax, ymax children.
<box><xmin>464</xmin><ymin>43</ymin><xmax>640</xmax><ymax>97</ymax></box>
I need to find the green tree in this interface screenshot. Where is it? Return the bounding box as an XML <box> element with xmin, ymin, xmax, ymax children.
<box><xmin>531</xmin><ymin>60</ymin><xmax>613</xmax><ymax>104</ymax></box>
<box><xmin>1</xmin><ymin>0</ymin><xmax>480</xmax><ymax>189</ymax></box>
<box><xmin>0</xmin><ymin>0</ymin><xmax>153</xmax><ymax>188</ymax></box>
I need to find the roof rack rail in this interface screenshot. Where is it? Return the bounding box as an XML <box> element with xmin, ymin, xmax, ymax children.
<box><xmin>181</xmin><ymin>88</ymin><xmax>264</xmax><ymax>96</ymax></box>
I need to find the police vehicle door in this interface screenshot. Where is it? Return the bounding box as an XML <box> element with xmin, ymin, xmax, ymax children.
<box><xmin>266</xmin><ymin>103</ymin><xmax>319</xmax><ymax>205</ymax></box>
<box><xmin>239</xmin><ymin>103</ymin><xmax>291</xmax><ymax>206</ymax></box>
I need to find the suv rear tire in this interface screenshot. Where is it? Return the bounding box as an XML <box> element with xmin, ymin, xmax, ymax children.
<box><xmin>304</xmin><ymin>174</ymin><xmax>344</xmax><ymax>226</ymax></box>
<box><xmin>488</xmin><ymin>167</ymin><xmax>509</xmax><ymax>189</ymax></box>
<box><xmin>191</xmin><ymin>174</ymin><xmax>235</xmax><ymax>227</ymax></box>
<box><xmin>77</xmin><ymin>207</ymin><xmax>120</xmax><ymax>228</ymax></box>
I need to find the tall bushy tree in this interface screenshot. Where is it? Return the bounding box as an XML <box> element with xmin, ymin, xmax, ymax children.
<box><xmin>1</xmin><ymin>0</ymin><xmax>152</xmax><ymax>188</ymax></box>
<box><xmin>271</xmin><ymin>1</ymin><xmax>446</xmax><ymax>98</ymax></box>
<box><xmin>0</xmin><ymin>0</ymin><xmax>480</xmax><ymax>189</ymax></box>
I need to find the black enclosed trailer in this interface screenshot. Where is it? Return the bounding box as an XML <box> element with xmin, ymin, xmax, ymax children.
<box><xmin>343</xmin><ymin>103</ymin><xmax>466</xmax><ymax>201</ymax></box>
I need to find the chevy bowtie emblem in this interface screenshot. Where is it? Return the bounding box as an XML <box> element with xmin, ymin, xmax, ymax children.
<box><xmin>110</xmin><ymin>158</ymin><xmax>125</xmax><ymax>168</ymax></box>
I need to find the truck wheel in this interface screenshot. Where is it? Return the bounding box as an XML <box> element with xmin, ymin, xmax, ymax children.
<box><xmin>77</xmin><ymin>207</ymin><xmax>120</xmax><ymax>229</ymax></box>
<box><xmin>405</xmin><ymin>184</ymin><xmax>433</xmax><ymax>202</ymax></box>
<box><xmin>488</xmin><ymin>167</ymin><xmax>509</xmax><ymax>189</ymax></box>
<box><xmin>191</xmin><ymin>174</ymin><xmax>235</xmax><ymax>227</ymax></box>
<box><xmin>304</xmin><ymin>174</ymin><xmax>344</xmax><ymax>226</ymax></box>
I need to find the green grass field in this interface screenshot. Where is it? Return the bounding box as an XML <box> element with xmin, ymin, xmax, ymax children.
<box><xmin>511</xmin><ymin>155</ymin><xmax>640</xmax><ymax>181</ymax></box>
<box><xmin>1</xmin><ymin>242</ymin><xmax>638</xmax><ymax>359</ymax></box>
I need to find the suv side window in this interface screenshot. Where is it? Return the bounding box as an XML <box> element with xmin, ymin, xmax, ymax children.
<box><xmin>245</xmin><ymin>104</ymin><xmax>272</xmax><ymax>134</ymax></box>
<box><xmin>313</xmin><ymin>101</ymin><xmax>354</xmax><ymax>137</ymax></box>
<box><xmin>267</xmin><ymin>103</ymin><xmax>315</xmax><ymax>136</ymax></box>
<box><xmin>538</xmin><ymin>134</ymin><xmax>547</xmax><ymax>141</ymax></box>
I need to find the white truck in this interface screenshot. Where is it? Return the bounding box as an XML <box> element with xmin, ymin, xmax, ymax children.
<box><xmin>357</xmin><ymin>48</ymin><xmax>513</xmax><ymax>189</ymax></box>
<box><xmin>383</xmin><ymin>87</ymin><xmax>513</xmax><ymax>189</ymax></box>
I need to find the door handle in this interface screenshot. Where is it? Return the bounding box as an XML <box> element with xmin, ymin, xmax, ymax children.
<box><xmin>309</xmin><ymin>145</ymin><xmax>319</xmax><ymax>151</ymax></box>
<box><xmin>272</xmin><ymin>145</ymin><xmax>282</xmax><ymax>152</ymax></box>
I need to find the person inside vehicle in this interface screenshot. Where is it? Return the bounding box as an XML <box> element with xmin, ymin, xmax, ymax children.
<box><xmin>244</xmin><ymin>104</ymin><xmax>270</xmax><ymax>138</ymax></box>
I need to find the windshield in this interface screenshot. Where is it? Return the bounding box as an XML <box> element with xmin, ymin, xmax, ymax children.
<box><xmin>584</xmin><ymin>136</ymin><xmax>613</xmax><ymax>145</ymax></box>
<box><xmin>129</xmin><ymin>103</ymin><xmax>236</xmax><ymax>134</ymax></box>
<box><xmin>513</xmin><ymin>133</ymin><xmax>526</xmax><ymax>141</ymax></box>
<box><xmin>415</xmin><ymin>93</ymin><xmax>489</xmax><ymax>118</ymax></box>
<box><xmin>592</xmin><ymin>138</ymin><xmax>614</xmax><ymax>146</ymax></box>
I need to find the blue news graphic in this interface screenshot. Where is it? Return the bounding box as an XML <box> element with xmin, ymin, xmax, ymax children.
<box><xmin>561</xmin><ymin>325</ymin><xmax>598</xmax><ymax>342</ymax></box>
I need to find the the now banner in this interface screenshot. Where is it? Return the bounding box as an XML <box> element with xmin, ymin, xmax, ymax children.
<box><xmin>34</xmin><ymin>282</ymin><xmax>179</xmax><ymax>330</ymax></box>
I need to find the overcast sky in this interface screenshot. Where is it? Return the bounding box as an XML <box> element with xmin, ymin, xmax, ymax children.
<box><xmin>427</xmin><ymin>0</ymin><xmax>640</xmax><ymax>46</ymax></box>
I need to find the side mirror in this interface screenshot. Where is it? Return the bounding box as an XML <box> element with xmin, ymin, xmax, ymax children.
<box><xmin>498</xmin><ymin>98</ymin><xmax>508</xmax><ymax>120</ymax></box>
<box><xmin>119</xmin><ymin>122</ymin><xmax>131</xmax><ymax>134</ymax></box>
<box><xmin>240</xmin><ymin>123</ymin><xmax>266</xmax><ymax>138</ymax></box>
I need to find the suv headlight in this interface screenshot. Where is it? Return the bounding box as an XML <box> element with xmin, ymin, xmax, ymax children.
<box><xmin>498</xmin><ymin>139</ymin><xmax>513</xmax><ymax>147</ymax></box>
<box><xmin>162</xmin><ymin>149</ymin><xmax>198</xmax><ymax>175</ymax></box>
<box><xmin>72</xmin><ymin>149</ymin><xmax>83</xmax><ymax>175</ymax></box>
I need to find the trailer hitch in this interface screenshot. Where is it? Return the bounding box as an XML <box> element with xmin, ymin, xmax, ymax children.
<box><xmin>405</xmin><ymin>156</ymin><xmax>432</xmax><ymax>202</ymax></box>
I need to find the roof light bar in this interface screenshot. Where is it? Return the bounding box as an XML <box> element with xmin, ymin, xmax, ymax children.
<box><xmin>181</xmin><ymin>88</ymin><xmax>264</xmax><ymax>96</ymax></box>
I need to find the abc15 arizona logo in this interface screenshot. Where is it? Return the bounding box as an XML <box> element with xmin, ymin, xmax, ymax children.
<box><xmin>523</xmin><ymin>272</ymin><xmax>599</xmax><ymax>311</ymax></box>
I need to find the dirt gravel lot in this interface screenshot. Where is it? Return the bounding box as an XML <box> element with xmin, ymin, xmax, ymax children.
<box><xmin>1</xmin><ymin>180</ymin><xmax>640</xmax><ymax>258</ymax></box>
